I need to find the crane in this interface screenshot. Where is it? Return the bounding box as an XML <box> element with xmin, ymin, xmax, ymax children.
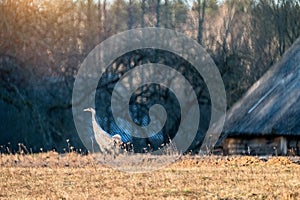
<box><xmin>84</xmin><ymin>108</ymin><xmax>122</xmax><ymax>155</ymax></box>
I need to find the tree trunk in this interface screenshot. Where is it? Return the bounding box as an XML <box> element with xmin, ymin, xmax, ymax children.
<box><xmin>156</xmin><ymin>0</ymin><xmax>161</xmax><ymax>27</ymax></box>
<box><xmin>141</xmin><ymin>0</ymin><xmax>146</xmax><ymax>28</ymax></box>
<box><xmin>197</xmin><ymin>0</ymin><xmax>206</xmax><ymax>45</ymax></box>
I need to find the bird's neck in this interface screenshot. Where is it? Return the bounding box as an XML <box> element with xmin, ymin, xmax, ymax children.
<box><xmin>91</xmin><ymin>113</ymin><xmax>97</xmax><ymax>122</ymax></box>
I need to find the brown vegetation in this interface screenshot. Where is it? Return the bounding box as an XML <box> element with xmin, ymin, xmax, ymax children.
<box><xmin>1</xmin><ymin>153</ymin><xmax>300</xmax><ymax>199</ymax></box>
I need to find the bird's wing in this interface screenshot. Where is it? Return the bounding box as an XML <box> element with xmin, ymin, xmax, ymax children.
<box><xmin>92</xmin><ymin>123</ymin><xmax>119</xmax><ymax>152</ymax></box>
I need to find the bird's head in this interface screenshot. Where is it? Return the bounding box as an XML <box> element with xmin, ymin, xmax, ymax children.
<box><xmin>83</xmin><ymin>107</ymin><xmax>96</xmax><ymax>115</ymax></box>
<box><xmin>112</xmin><ymin>134</ymin><xmax>122</xmax><ymax>144</ymax></box>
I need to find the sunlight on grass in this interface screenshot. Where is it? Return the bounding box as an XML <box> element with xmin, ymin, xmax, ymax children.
<box><xmin>0</xmin><ymin>152</ymin><xmax>300</xmax><ymax>199</ymax></box>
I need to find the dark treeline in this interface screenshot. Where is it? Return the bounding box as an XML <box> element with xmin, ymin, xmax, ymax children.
<box><xmin>0</xmin><ymin>0</ymin><xmax>299</xmax><ymax>153</ymax></box>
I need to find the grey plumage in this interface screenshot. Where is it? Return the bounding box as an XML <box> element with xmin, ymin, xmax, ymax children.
<box><xmin>84</xmin><ymin>108</ymin><xmax>122</xmax><ymax>154</ymax></box>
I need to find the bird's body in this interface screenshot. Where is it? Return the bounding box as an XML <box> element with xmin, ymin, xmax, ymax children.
<box><xmin>84</xmin><ymin>108</ymin><xmax>122</xmax><ymax>155</ymax></box>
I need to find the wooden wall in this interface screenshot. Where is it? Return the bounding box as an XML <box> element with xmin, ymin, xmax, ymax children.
<box><xmin>222</xmin><ymin>136</ymin><xmax>296</xmax><ymax>156</ymax></box>
<box><xmin>287</xmin><ymin>136</ymin><xmax>300</xmax><ymax>155</ymax></box>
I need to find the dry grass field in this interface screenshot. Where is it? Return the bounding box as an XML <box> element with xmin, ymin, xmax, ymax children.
<box><xmin>1</xmin><ymin>152</ymin><xmax>300</xmax><ymax>200</ymax></box>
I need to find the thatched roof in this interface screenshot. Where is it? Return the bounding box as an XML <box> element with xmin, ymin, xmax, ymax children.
<box><xmin>216</xmin><ymin>38</ymin><xmax>300</xmax><ymax>143</ymax></box>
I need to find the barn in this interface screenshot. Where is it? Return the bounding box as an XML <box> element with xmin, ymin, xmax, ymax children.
<box><xmin>215</xmin><ymin>38</ymin><xmax>300</xmax><ymax>156</ymax></box>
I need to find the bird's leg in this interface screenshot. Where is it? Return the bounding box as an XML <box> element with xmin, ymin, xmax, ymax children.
<box><xmin>102</xmin><ymin>153</ymin><xmax>105</xmax><ymax>161</ymax></box>
<box><xmin>90</xmin><ymin>136</ymin><xmax>95</xmax><ymax>154</ymax></box>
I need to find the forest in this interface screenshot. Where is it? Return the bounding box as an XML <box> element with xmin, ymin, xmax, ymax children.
<box><xmin>0</xmin><ymin>0</ymin><xmax>300</xmax><ymax>152</ymax></box>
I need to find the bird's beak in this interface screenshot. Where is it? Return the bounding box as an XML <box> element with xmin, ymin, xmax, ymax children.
<box><xmin>83</xmin><ymin>108</ymin><xmax>89</xmax><ymax>112</ymax></box>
